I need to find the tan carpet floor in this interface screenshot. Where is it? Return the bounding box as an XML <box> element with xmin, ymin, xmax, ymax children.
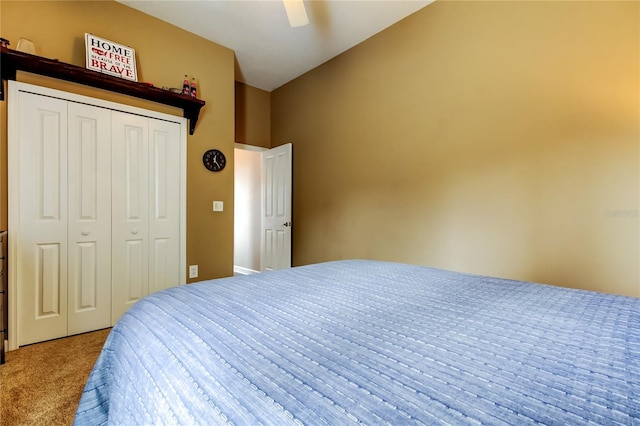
<box><xmin>0</xmin><ymin>328</ymin><xmax>111</xmax><ymax>426</ymax></box>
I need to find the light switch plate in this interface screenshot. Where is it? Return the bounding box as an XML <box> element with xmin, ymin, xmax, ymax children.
<box><xmin>213</xmin><ymin>201</ymin><xmax>224</xmax><ymax>212</ymax></box>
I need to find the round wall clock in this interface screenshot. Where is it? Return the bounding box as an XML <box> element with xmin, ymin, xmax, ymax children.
<box><xmin>202</xmin><ymin>149</ymin><xmax>226</xmax><ymax>172</ymax></box>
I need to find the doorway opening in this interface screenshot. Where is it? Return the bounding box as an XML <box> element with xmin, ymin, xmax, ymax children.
<box><xmin>234</xmin><ymin>143</ymin><xmax>292</xmax><ymax>275</ymax></box>
<box><xmin>234</xmin><ymin>144</ymin><xmax>265</xmax><ymax>275</ymax></box>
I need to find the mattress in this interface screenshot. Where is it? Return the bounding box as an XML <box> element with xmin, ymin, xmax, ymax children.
<box><xmin>74</xmin><ymin>260</ymin><xmax>640</xmax><ymax>425</ymax></box>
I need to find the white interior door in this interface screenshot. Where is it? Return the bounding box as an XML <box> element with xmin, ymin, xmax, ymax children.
<box><xmin>261</xmin><ymin>143</ymin><xmax>292</xmax><ymax>271</ymax></box>
<box><xmin>15</xmin><ymin>92</ymin><xmax>69</xmax><ymax>346</ymax></box>
<box><xmin>67</xmin><ymin>103</ymin><xmax>112</xmax><ymax>334</ymax></box>
<box><xmin>111</xmin><ymin>111</ymin><xmax>149</xmax><ymax>323</ymax></box>
<box><xmin>148</xmin><ymin>119</ymin><xmax>181</xmax><ymax>293</ymax></box>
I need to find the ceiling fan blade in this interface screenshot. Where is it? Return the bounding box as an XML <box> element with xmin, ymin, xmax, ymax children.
<box><xmin>283</xmin><ymin>0</ymin><xmax>309</xmax><ymax>27</ymax></box>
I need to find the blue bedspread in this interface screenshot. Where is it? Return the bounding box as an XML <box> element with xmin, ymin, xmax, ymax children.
<box><xmin>75</xmin><ymin>260</ymin><xmax>640</xmax><ymax>425</ymax></box>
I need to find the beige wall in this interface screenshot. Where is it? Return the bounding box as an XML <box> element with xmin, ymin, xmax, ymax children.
<box><xmin>235</xmin><ymin>82</ymin><xmax>271</xmax><ymax>148</ymax></box>
<box><xmin>0</xmin><ymin>0</ymin><xmax>236</xmax><ymax>282</ymax></box>
<box><xmin>272</xmin><ymin>1</ymin><xmax>640</xmax><ymax>297</ymax></box>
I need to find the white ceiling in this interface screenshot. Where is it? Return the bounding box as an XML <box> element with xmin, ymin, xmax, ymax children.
<box><xmin>118</xmin><ymin>0</ymin><xmax>434</xmax><ymax>92</ymax></box>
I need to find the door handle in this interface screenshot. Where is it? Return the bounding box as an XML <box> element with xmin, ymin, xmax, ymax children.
<box><xmin>81</xmin><ymin>229</ymin><xmax>91</xmax><ymax>236</ymax></box>
<box><xmin>131</xmin><ymin>228</ymin><xmax>139</xmax><ymax>235</ymax></box>
<box><xmin>282</xmin><ymin>221</ymin><xmax>292</xmax><ymax>227</ymax></box>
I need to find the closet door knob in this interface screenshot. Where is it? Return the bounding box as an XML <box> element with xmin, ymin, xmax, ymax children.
<box><xmin>131</xmin><ymin>228</ymin><xmax>139</xmax><ymax>235</ymax></box>
<box><xmin>81</xmin><ymin>229</ymin><xmax>90</xmax><ymax>236</ymax></box>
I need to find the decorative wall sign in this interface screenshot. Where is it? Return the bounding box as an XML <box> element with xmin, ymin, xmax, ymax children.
<box><xmin>85</xmin><ymin>33</ymin><xmax>137</xmax><ymax>81</ymax></box>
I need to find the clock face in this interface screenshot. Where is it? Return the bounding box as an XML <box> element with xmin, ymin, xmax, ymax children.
<box><xmin>203</xmin><ymin>149</ymin><xmax>226</xmax><ymax>172</ymax></box>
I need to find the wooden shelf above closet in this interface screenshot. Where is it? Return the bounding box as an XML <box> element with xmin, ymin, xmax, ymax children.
<box><xmin>0</xmin><ymin>46</ymin><xmax>205</xmax><ymax>134</ymax></box>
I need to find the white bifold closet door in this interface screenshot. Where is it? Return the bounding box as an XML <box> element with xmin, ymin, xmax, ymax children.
<box><xmin>111</xmin><ymin>112</ymin><xmax>181</xmax><ymax>321</ymax></box>
<box><xmin>147</xmin><ymin>119</ymin><xmax>181</xmax><ymax>295</ymax></box>
<box><xmin>67</xmin><ymin>102</ymin><xmax>113</xmax><ymax>335</ymax></box>
<box><xmin>16</xmin><ymin>93</ymin><xmax>112</xmax><ymax>344</ymax></box>
<box><xmin>111</xmin><ymin>112</ymin><xmax>149</xmax><ymax>322</ymax></box>
<box><xmin>16</xmin><ymin>93</ymin><xmax>70</xmax><ymax>345</ymax></box>
<box><xmin>13</xmin><ymin>83</ymin><xmax>184</xmax><ymax>347</ymax></box>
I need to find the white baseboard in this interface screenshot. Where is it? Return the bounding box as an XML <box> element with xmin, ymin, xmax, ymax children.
<box><xmin>234</xmin><ymin>265</ymin><xmax>259</xmax><ymax>275</ymax></box>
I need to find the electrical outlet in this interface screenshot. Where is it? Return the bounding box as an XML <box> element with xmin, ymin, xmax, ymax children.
<box><xmin>213</xmin><ymin>201</ymin><xmax>224</xmax><ymax>212</ymax></box>
<box><xmin>189</xmin><ymin>265</ymin><xmax>198</xmax><ymax>278</ymax></box>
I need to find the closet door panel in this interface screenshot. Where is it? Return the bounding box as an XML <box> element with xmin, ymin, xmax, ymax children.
<box><xmin>67</xmin><ymin>103</ymin><xmax>112</xmax><ymax>334</ymax></box>
<box><xmin>125</xmin><ymin>240</ymin><xmax>145</xmax><ymax>299</ymax></box>
<box><xmin>111</xmin><ymin>111</ymin><xmax>149</xmax><ymax>323</ymax></box>
<box><xmin>17</xmin><ymin>93</ymin><xmax>68</xmax><ymax>346</ymax></box>
<box><xmin>148</xmin><ymin>119</ymin><xmax>181</xmax><ymax>293</ymax></box>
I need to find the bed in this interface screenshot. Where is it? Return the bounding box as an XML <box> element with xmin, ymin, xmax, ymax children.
<box><xmin>74</xmin><ymin>260</ymin><xmax>639</xmax><ymax>425</ymax></box>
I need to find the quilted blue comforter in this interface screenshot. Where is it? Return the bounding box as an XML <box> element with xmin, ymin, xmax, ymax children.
<box><xmin>75</xmin><ymin>260</ymin><xmax>640</xmax><ymax>425</ymax></box>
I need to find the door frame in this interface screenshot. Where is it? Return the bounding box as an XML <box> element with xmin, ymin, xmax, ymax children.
<box><xmin>7</xmin><ymin>81</ymin><xmax>187</xmax><ymax>350</ymax></box>
<box><xmin>234</xmin><ymin>143</ymin><xmax>293</xmax><ymax>273</ymax></box>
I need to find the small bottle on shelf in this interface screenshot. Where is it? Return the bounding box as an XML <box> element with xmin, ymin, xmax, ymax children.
<box><xmin>182</xmin><ymin>74</ymin><xmax>190</xmax><ymax>95</ymax></box>
<box><xmin>190</xmin><ymin>77</ymin><xmax>197</xmax><ymax>98</ymax></box>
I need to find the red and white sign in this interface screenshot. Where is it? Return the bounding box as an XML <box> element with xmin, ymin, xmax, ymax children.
<box><xmin>85</xmin><ymin>33</ymin><xmax>138</xmax><ymax>81</ymax></box>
